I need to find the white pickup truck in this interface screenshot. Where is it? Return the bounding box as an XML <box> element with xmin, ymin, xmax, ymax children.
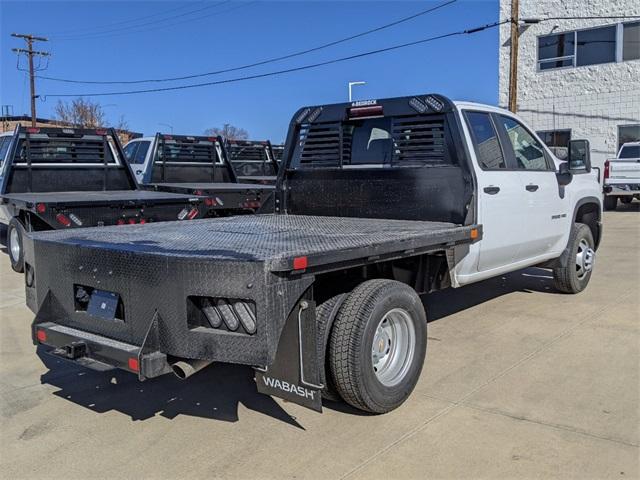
<box><xmin>603</xmin><ymin>142</ymin><xmax>640</xmax><ymax>210</ymax></box>
<box><xmin>24</xmin><ymin>94</ymin><xmax>603</xmax><ymax>414</ymax></box>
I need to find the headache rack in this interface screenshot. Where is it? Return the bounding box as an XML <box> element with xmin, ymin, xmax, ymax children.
<box><xmin>149</xmin><ymin>133</ymin><xmax>237</xmax><ymax>183</ymax></box>
<box><xmin>3</xmin><ymin>126</ymin><xmax>133</xmax><ymax>193</ymax></box>
<box><xmin>226</xmin><ymin>140</ymin><xmax>278</xmax><ymax>177</ymax></box>
<box><xmin>295</xmin><ymin>114</ymin><xmax>451</xmax><ymax>168</ymax></box>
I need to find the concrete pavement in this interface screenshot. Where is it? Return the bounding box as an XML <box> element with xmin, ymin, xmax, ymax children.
<box><xmin>1</xmin><ymin>203</ymin><xmax>638</xmax><ymax>479</ymax></box>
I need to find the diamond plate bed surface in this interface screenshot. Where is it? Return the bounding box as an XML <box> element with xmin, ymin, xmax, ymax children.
<box><xmin>3</xmin><ymin>190</ymin><xmax>197</xmax><ymax>203</ymax></box>
<box><xmin>31</xmin><ymin>214</ymin><xmax>472</xmax><ymax>265</ymax></box>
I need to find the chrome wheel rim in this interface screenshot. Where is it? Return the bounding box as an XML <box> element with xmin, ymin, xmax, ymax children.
<box><xmin>9</xmin><ymin>228</ymin><xmax>20</xmax><ymax>262</ymax></box>
<box><xmin>575</xmin><ymin>238</ymin><xmax>595</xmax><ymax>280</ymax></box>
<box><xmin>371</xmin><ymin>308</ymin><xmax>416</xmax><ymax>387</ymax></box>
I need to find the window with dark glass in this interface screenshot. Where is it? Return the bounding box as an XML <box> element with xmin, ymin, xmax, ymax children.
<box><xmin>618</xmin><ymin>125</ymin><xmax>640</xmax><ymax>151</ymax></box>
<box><xmin>537</xmin><ymin>129</ymin><xmax>571</xmax><ymax>159</ymax></box>
<box><xmin>500</xmin><ymin>116</ymin><xmax>549</xmax><ymax>170</ymax></box>
<box><xmin>576</xmin><ymin>25</ymin><xmax>616</xmax><ymax>66</ymax></box>
<box><xmin>465</xmin><ymin>112</ymin><xmax>506</xmax><ymax>170</ymax></box>
<box><xmin>623</xmin><ymin>22</ymin><xmax>640</xmax><ymax>61</ymax></box>
<box><xmin>133</xmin><ymin>140</ymin><xmax>150</xmax><ymax>164</ymax></box>
<box><xmin>123</xmin><ymin>142</ymin><xmax>138</xmax><ymax>161</ymax></box>
<box><xmin>538</xmin><ymin>32</ymin><xmax>575</xmax><ymax>70</ymax></box>
<box><xmin>343</xmin><ymin>118</ymin><xmax>393</xmax><ymax>166</ymax></box>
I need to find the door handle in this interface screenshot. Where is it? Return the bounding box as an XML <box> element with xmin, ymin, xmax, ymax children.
<box><xmin>483</xmin><ymin>186</ymin><xmax>500</xmax><ymax>195</ymax></box>
<box><xmin>526</xmin><ymin>184</ymin><xmax>539</xmax><ymax>192</ymax></box>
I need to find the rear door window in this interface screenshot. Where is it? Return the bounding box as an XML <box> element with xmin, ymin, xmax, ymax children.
<box><xmin>464</xmin><ymin>111</ymin><xmax>507</xmax><ymax>170</ymax></box>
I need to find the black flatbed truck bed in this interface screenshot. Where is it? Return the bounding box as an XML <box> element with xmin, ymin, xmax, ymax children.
<box><xmin>1</xmin><ymin>127</ymin><xmax>205</xmax><ymax>271</ymax></box>
<box><xmin>25</xmin><ymin>93</ymin><xmax>485</xmax><ymax>414</ymax></box>
<box><xmin>29</xmin><ymin>214</ymin><xmax>478</xmax><ymax>272</ymax></box>
<box><xmin>140</xmin><ymin>134</ymin><xmax>275</xmax><ymax>213</ymax></box>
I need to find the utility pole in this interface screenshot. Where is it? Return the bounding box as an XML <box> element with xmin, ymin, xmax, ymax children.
<box><xmin>11</xmin><ymin>33</ymin><xmax>50</xmax><ymax>127</ymax></box>
<box><xmin>508</xmin><ymin>0</ymin><xmax>519</xmax><ymax>113</ymax></box>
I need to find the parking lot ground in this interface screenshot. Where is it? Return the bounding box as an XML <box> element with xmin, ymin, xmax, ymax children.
<box><xmin>0</xmin><ymin>203</ymin><xmax>638</xmax><ymax>479</ymax></box>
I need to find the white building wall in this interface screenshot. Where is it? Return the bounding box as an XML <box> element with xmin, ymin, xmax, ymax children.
<box><xmin>498</xmin><ymin>0</ymin><xmax>640</xmax><ymax>172</ymax></box>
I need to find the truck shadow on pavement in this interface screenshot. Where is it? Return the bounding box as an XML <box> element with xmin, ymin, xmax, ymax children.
<box><xmin>37</xmin><ymin>349</ymin><xmax>305</xmax><ymax>429</ymax></box>
<box><xmin>424</xmin><ymin>267</ymin><xmax>555</xmax><ymax>322</ymax></box>
<box><xmin>36</xmin><ymin>266</ymin><xmax>564</xmax><ymax>424</ymax></box>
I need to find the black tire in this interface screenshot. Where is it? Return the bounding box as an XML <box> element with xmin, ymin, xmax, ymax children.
<box><xmin>553</xmin><ymin>223</ymin><xmax>595</xmax><ymax>294</ymax></box>
<box><xmin>328</xmin><ymin>279</ymin><xmax>427</xmax><ymax>413</ymax></box>
<box><xmin>7</xmin><ymin>218</ymin><xmax>25</xmax><ymax>273</ymax></box>
<box><xmin>316</xmin><ymin>294</ymin><xmax>346</xmax><ymax>401</ymax></box>
<box><xmin>620</xmin><ymin>196</ymin><xmax>632</xmax><ymax>204</ymax></box>
<box><xmin>603</xmin><ymin>195</ymin><xmax>617</xmax><ymax>211</ymax></box>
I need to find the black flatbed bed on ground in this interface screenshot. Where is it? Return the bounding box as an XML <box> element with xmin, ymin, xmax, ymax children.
<box><xmin>31</xmin><ymin>214</ymin><xmax>478</xmax><ymax>272</ymax></box>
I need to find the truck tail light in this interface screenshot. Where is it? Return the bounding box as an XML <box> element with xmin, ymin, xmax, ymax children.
<box><xmin>604</xmin><ymin>160</ymin><xmax>610</xmax><ymax>179</ymax></box>
<box><xmin>139</xmin><ymin>218</ymin><xmax>147</xmax><ymax>225</ymax></box>
<box><xmin>243</xmin><ymin>201</ymin><xmax>261</xmax><ymax>209</ymax></box>
<box><xmin>293</xmin><ymin>256</ymin><xmax>308</xmax><ymax>270</ymax></box>
<box><xmin>36</xmin><ymin>203</ymin><xmax>46</xmax><ymax>214</ymax></box>
<box><xmin>36</xmin><ymin>329</ymin><xmax>47</xmax><ymax>343</ymax></box>
<box><xmin>128</xmin><ymin>357</ymin><xmax>140</xmax><ymax>372</ymax></box>
<box><xmin>187</xmin><ymin>208</ymin><xmax>199</xmax><ymax>220</ymax></box>
<box><xmin>116</xmin><ymin>218</ymin><xmax>126</xmax><ymax>225</ymax></box>
<box><xmin>204</xmin><ymin>197</ymin><xmax>217</xmax><ymax>207</ymax></box>
<box><xmin>128</xmin><ymin>218</ymin><xmax>137</xmax><ymax>225</ymax></box>
<box><xmin>55</xmin><ymin>213</ymin><xmax>72</xmax><ymax>227</ymax></box>
<box><xmin>26</xmin><ymin>127</ymin><xmax>40</xmax><ymax>134</ymax></box>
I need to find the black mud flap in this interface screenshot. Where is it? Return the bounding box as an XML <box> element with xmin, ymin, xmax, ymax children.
<box><xmin>255</xmin><ymin>298</ymin><xmax>323</xmax><ymax>412</ymax></box>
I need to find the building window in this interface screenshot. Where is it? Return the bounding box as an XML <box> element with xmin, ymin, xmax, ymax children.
<box><xmin>618</xmin><ymin>125</ymin><xmax>640</xmax><ymax>151</ymax></box>
<box><xmin>538</xmin><ymin>23</ymin><xmax>638</xmax><ymax>71</ymax></box>
<box><xmin>537</xmin><ymin>129</ymin><xmax>571</xmax><ymax>159</ymax></box>
<box><xmin>576</xmin><ymin>25</ymin><xmax>617</xmax><ymax>66</ymax></box>
<box><xmin>623</xmin><ymin>22</ymin><xmax>640</xmax><ymax>61</ymax></box>
<box><xmin>538</xmin><ymin>33</ymin><xmax>575</xmax><ymax>70</ymax></box>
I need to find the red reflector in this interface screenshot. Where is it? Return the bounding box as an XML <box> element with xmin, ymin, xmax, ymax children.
<box><xmin>116</xmin><ymin>218</ymin><xmax>125</xmax><ymax>225</ymax></box>
<box><xmin>128</xmin><ymin>218</ymin><xmax>136</xmax><ymax>224</ymax></box>
<box><xmin>207</xmin><ymin>137</ymin><xmax>217</xmax><ymax>142</ymax></box>
<box><xmin>36</xmin><ymin>329</ymin><xmax>47</xmax><ymax>342</ymax></box>
<box><xmin>128</xmin><ymin>357</ymin><xmax>139</xmax><ymax>372</ymax></box>
<box><xmin>95</xmin><ymin>129</ymin><xmax>107</xmax><ymax>136</ymax></box>
<box><xmin>348</xmin><ymin>105</ymin><xmax>384</xmax><ymax>118</ymax></box>
<box><xmin>293</xmin><ymin>256</ymin><xmax>308</xmax><ymax>270</ymax></box>
<box><xmin>139</xmin><ymin>218</ymin><xmax>146</xmax><ymax>225</ymax></box>
<box><xmin>36</xmin><ymin>202</ymin><xmax>46</xmax><ymax>214</ymax></box>
<box><xmin>26</xmin><ymin>127</ymin><xmax>40</xmax><ymax>134</ymax></box>
<box><xmin>55</xmin><ymin>213</ymin><xmax>72</xmax><ymax>227</ymax></box>
<box><xmin>204</xmin><ymin>197</ymin><xmax>216</xmax><ymax>206</ymax></box>
<box><xmin>187</xmin><ymin>208</ymin><xmax>199</xmax><ymax>220</ymax></box>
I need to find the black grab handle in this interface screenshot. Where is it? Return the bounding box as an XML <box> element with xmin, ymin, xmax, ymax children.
<box><xmin>483</xmin><ymin>186</ymin><xmax>500</xmax><ymax>195</ymax></box>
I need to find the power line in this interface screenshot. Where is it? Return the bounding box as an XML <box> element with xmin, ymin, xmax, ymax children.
<box><xmin>37</xmin><ymin>0</ymin><xmax>458</xmax><ymax>85</ymax></box>
<box><xmin>43</xmin><ymin>1</ymin><xmax>207</xmax><ymax>37</ymax></box>
<box><xmin>50</xmin><ymin>1</ymin><xmax>232</xmax><ymax>40</ymax></box>
<box><xmin>43</xmin><ymin>20</ymin><xmax>507</xmax><ymax>98</ymax></box>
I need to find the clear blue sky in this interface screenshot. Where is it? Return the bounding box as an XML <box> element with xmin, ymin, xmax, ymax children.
<box><xmin>1</xmin><ymin>0</ymin><xmax>500</xmax><ymax>142</ymax></box>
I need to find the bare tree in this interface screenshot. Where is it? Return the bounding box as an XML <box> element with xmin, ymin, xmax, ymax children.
<box><xmin>54</xmin><ymin>98</ymin><xmax>106</xmax><ymax>128</ymax></box>
<box><xmin>204</xmin><ymin>123</ymin><xmax>249</xmax><ymax>140</ymax></box>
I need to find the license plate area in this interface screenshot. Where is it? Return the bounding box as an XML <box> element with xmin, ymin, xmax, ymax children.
<box><xmin>74</xmin><ymin>284</ymin><xmax>125</xmax><ymax>321</ymax></box>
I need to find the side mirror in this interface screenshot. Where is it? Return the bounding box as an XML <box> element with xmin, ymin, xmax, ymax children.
<box><xmin>568</xmin><ymin>139</ymin><xmax>591</xmax><ymax>173</ymax></box>
<box><xmin>557</xmin><ymin>161</ymin><xmax>573</xmax><ymax>186</ymax></box>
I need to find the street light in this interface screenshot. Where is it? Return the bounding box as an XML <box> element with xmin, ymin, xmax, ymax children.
<box><xmin>158</xmin><ymin>122</ymin><xmax>174</xmax><ymax>133</ymax></box>
<box><xmin>348</xmin><ymin>81</ymin><xmax>366</xmax><ymax>102</ymax></box>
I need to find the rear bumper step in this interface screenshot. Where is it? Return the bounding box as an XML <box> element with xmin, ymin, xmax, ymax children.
<box><xmin>33</xmin><ymin>322</ymin><xmax>171</xmax><ymax>379</ymax></box>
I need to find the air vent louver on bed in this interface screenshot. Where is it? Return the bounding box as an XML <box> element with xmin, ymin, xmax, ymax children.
<box><xmin>391</xmin><ymin>116</ymin><xmax>449</xmax><ymax>166</ymax></box>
